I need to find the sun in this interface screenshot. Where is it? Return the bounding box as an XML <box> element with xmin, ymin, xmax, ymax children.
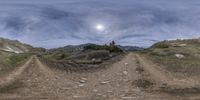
<box><xmin>95</xmin><ymin>24</ymin><xmax>105</xmax><ymax>31</ymax></box>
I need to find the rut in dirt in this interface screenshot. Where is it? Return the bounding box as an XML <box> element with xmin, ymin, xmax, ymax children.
<box><xmin>0</xmin><ymin>56</ymin><xmax>60</xmax><ymax>99</ymax></box>
<box><xmin>0</xmin><ymin>57</ymin><xmax>33</xmax><ymax>88</ymax></box>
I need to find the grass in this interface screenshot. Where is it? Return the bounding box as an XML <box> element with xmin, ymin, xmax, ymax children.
<box><xmin>84</xmin><ymin>43</ymin><xmax>123</xmax><ymax>53</ymax></box>
<box><xmin>159</xmin><ymin>84</ymin><xmax>200</xmax><ymax>94</ymax></box>
<box><xmin>5</xmin><ymin>53</ymin><xmax>31</xmax><ymax>65</ymax></box>
<box><xmin>152</xmin><ymin>41</ymin><xmax>170</xmax><ymax>49</ymax></box>
<box><xmin>136</xmin><ymin>66</ymin><xmax>144</xmax><ymax>73</ymax></box>
<box><xmin>0</xmin><ymin>80</ymin><xmax>24</xmax><ymax>93</ymax></box>
<box><xmin>0</xmin><ymin>51</ymin><xmax>32</xmax><ymax>75</ymax></box>
<box><xmin>143</xmin><ymin>39</ymin><xmax>200</xmax><ymax>76</ymax></box>
<box><xmin>133</xmin><ymin>79</ymin><xmax>154</xmax><ymax>89</ymax></box>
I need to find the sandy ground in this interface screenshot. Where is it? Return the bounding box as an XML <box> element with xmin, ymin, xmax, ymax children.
<box><xmin>0</xmin><ymin>53</ymin><xmax>200</xmax><ymax>100</ymax></box>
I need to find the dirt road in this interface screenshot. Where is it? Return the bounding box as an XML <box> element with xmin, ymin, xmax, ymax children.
<box><xmin>0</xmin><ymin>53</ymin><xmax>200</xmax><ymax>100</ymax></box>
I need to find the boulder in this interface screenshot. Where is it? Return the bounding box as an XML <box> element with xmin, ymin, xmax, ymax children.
<box><xmin>175</xmin><ymin>54</ymin><xmax>185</xmax><ymax>59</ymax></box>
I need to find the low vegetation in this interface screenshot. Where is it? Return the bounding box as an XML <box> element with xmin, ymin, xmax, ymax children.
<box><xmin>159</xmin><ymin>84</ymin><xmax>200</xmax><ymax>94</ymax></box>
<box><xmin>0</xmin><ymin>80</ymin><xmax>24</xmax><ymax>93</ymax></box>
<box><xmin>142</xmin><ymin>39</ymin><xmax>200</xmax><ymax>76</ymax></box>
<box><xmin>84</xmin><ymin>41</ymin><xmax>123</xmax><ymax>52</ymax></box>
<box><xmin>0</xmin><ymin>51</ymin><xmax>31</xmax><ymax>75</ymax></box>
<box><xmin>133</xmin><ymin>79</ymin><xmax>154</xmax><ymax>89</ymax></box>
<box><xmin>152</xmin><ymin>41</ymin><xmax>170</xmax><ymax>49</ymax></box>
<box><xmin>39</xmin><ymin>41</ymin><xmax>124</xmax><ymax>71</ymax></box>
<box><xmin>6</xmin><ymin>53</ymin><xmax>31</xmax><ymax>65</ymax></box>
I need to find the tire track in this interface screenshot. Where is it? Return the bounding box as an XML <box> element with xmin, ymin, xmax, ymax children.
<box><xmin>0</xmin><ymin>57</ymin><xmax>33</xmax><ymax>88</ymax></box>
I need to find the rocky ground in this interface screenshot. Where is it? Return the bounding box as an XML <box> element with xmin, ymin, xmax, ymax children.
<box><xmin>0</xmin><ymin>53</ymin><xmax>200</xmax><ymax>100</ymax></box>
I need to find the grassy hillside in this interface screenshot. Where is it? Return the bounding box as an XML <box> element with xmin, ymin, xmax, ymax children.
<box><xmin>0</xmin><ymin>51</ymin><xmax>31</xmax><ymax>75</ymax></box>
<box><xmin>142</xmin><ymin>39</ymin><xmax>200</xmax><ymax>76</ymax></box>
<box><xmin>0</xmin><ymin>38</ymin><xmax>45</xmax><ymax>75</ymax></box>
<box><xmin>39</xmin><ymin>43</ymin><xmax>124</xmax><ymax>71</ymax></box>
<box><xmin>42</xmin><ymin>42</ymin><xmax>123</xmax><ymax>60</ymax></box>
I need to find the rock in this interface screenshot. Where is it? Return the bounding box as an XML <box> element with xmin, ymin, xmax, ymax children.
<box><xmin>79</xmin><ymin>80</ymin><xmax>86</xmax><ymax>83</ymax></box>
<box><xmin>73</xmin><ymin>95</ymin><xmax>77</xmax><ymax>98</ymax></box>
<box><xmin>79</xmin><ymin>84</ymin><xmax>85</xmax><ymax>87</ymax></box>
<box><xmin>124</xmin><ymin>63</ymin><xmax>129</xmax><ymax>66</ymax></box>
<box><xmin>123</xmin><ymin>71</ymin><xmax>128</xmax><ymax>75</ymax></box>
<box><xmin>101</xmin><ymin>81</ymin><xmax>110</xmax><ymax>84</ymax></box>
<box><xmin>92</xmin><ymin>58</ymin><xmax>96</xmax><ymax>61</ymax></box>
<box><xmin>121</xmin><ymin>96</ymin><xmax>137</xmax><ymax>99</ymax></box>
<box><xmin>107</xmin><ymin>90</ymin><xmax>113</xmax><ymax>93</ymax></box>
<box><xmin>179</xmin><ymin>44</ymin><xmax>187</xmax><ymax>47</ymax></box>
<box><xmin>123</xmin><ymin>79</ymin><xmax>129</xmax><ymax>82</ymax></box>
<box><xmin>73</xmin><ymin>95</ymin><xmax>80</xmax><ymax>98</ymax></box>
<box><xmin>97</xmin><ymin>93</ymin><xmax>102</xmax><ymax>96</ymax></box>
<box><xmin>55</xmin><ymin>76</ymin><xmax>59</xmax><ymax>79</ymax></box>
<box><xmin>73</xmin><ymin>86</ymin><xmax>78</xmax><ymax>89</ymax></box>
<box><xmin>79</xmin><ymin>78</ymin><xmax>87</xmax><ymax>84</ymax></box>
<box><xmin>63</xmin><ymin>87</ymin><xmax>71</xmax><ymax>90</ymax></box>
<box><xmin>175</xmin><ymin>54</ymin><xmax>185</xmax><ymax>59</ymax></box>
<box><xmin>81</xmin><ymin>78</ymin><xmax>88</xmax><ymax>81</ymax></box>
<box><xmin>102</xmin><ymin>95</ymin><xmax>107</xmax><ymax>98</ymax></box>
<box><xmin>171</xmin><ymin>43</ymin><xmax>187</xmax><ymax>47</ymax></box>
<box><xmin>93</xmin><ymin>89</ymin><xmax>98</xmax><ymax>92</ymax></box>
<box><xmin>131</xmin><ymin>88</ymin><xmax>141</xmax><ymax>92</ymax></box>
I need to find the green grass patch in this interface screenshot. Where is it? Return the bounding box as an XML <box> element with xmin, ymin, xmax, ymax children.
<box><xmin>5</xmin><ymin>53</ymin><xmax>31</xmax><ymax>65</ymax></box>
<box><xmin>133</xmin><ymin>79</ymin><xmax>154</xmax><ymax>89</ymax></box>
<box><xmin>0</xmin><ymin>52</ymin><xmax>32</xmax><ymax>75</ymax></box>
<box><xmin>0</xmin><ymin>80</ymin><xmax>24</xmax><ymax>93</ymax></box>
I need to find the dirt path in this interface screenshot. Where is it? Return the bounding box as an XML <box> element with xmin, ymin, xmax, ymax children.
<box><xmin>0</xmin><ymin>53</ymin><xmax>200</xmax><ymax>100</ymax></box>
<box><xmin>0</xmin><ymin>57</ymin><xmax>33</xmax><ymax>88</ymax></box>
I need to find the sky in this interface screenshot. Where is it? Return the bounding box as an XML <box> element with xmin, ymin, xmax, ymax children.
<box><xmin>0</xmin><ymin>0</ymin><xmax>200</xmax><ymax>48</ymax></box>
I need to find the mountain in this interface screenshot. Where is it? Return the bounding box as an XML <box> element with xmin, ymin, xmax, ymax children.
<box><xmin>49</xmin><ymin>43</ymin><xmax>95</xmax><ymax>53</ymax></box>
<box><xmin>49</xmin><ymin>43</ymin><xmax>143</xmax><ymax>53</ymax></box>
<box><xmin>0</xmin><ymin>38</ymin><xmax>45</xmax><ymax>53</ymax></box>
<box><xmin>0</xmin><ymin>38</ymin><xmax>32</xmax><ymax>53</ymax></box>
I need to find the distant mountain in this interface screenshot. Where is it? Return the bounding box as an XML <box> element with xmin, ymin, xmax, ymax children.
<box><xmin>0</xmin><ymin>38</ymin><xmax>45</xmax><ymax>53</ymax></box>
<box><xmin>49</xmin><ymin>43</ymin><xmax>94</xmax><ymax>53</ymax></box>
<box><xmin>49</xmin><ymin>43</ymin><xmax>143</xmax><ymax>53</ymax></box>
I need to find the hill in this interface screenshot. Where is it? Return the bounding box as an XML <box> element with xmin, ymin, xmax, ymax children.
<box><xmin>0</xmin><ymin>38</ymin><xmax>45</xmax><ymax>75</ymax></box>
<box><xmin>142</xmin><ymin>38</ymin><xmax>200</xmax><ymax>77</ymax></box>
<box><xmin>0</xmin><ymin>38</ymin><xmax>33</xmax><ymax>53</ymax></box>
<box><xmin>49</xmin><ymin>43</ymin><xmax>143</xmax><ymax>53</ymax></box>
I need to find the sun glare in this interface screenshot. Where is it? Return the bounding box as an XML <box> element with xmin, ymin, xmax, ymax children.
<box><xmin>96</xmin><ymin>24</ymin><xmax>105</xmax><ymax>31</ymax></box>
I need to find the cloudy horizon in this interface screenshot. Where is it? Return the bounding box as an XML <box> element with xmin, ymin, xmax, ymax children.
<box><xmin>0</xmin><ymin>0</ymin><xmax>200</xmax><ymax>48</ymax></box>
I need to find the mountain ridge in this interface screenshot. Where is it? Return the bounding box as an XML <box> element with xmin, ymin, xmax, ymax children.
<box><xmin>0</xmin><ymin>38</ymin><xmax>33</xmax><ymax>53</ymax></box>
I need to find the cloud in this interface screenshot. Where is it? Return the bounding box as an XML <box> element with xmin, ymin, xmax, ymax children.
<box><xmin>40</xmin><ymin>7</ymin><xmax>70</xmax><ymax>20</ymax></box>
<box><xmin>4</xmin><ymin>17</ymin><xmax>25</xmax><ymax>31</ymax></box>
<box><xmin>0</xmin><ymin>0</ymin><xmax>200</xmax><ymax>48</ymax></box>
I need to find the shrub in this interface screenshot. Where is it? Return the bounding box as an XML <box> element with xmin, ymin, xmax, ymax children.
<box><xmin>153</xmin><ymin>43</ymin><xmax>169</xmax><ymax>48</ymax></box>
<box><xmin>84</xmin><ymin>41</ymin><xmax>123</xmax><ymax>53</ymax></box>
<box><xmin>133</xmin><ymin>79</ymin><xmax>154</xmax><ymax>89</ymax></box>
<box><xmin>87</xmin><ymin>50</ymin><xmax>110</xmax><ymax>60</ymax></box>
<box><xmin>7</xmin><ymin>53</ymin><xmax>31</xmax><ymax>65</ymax></box>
